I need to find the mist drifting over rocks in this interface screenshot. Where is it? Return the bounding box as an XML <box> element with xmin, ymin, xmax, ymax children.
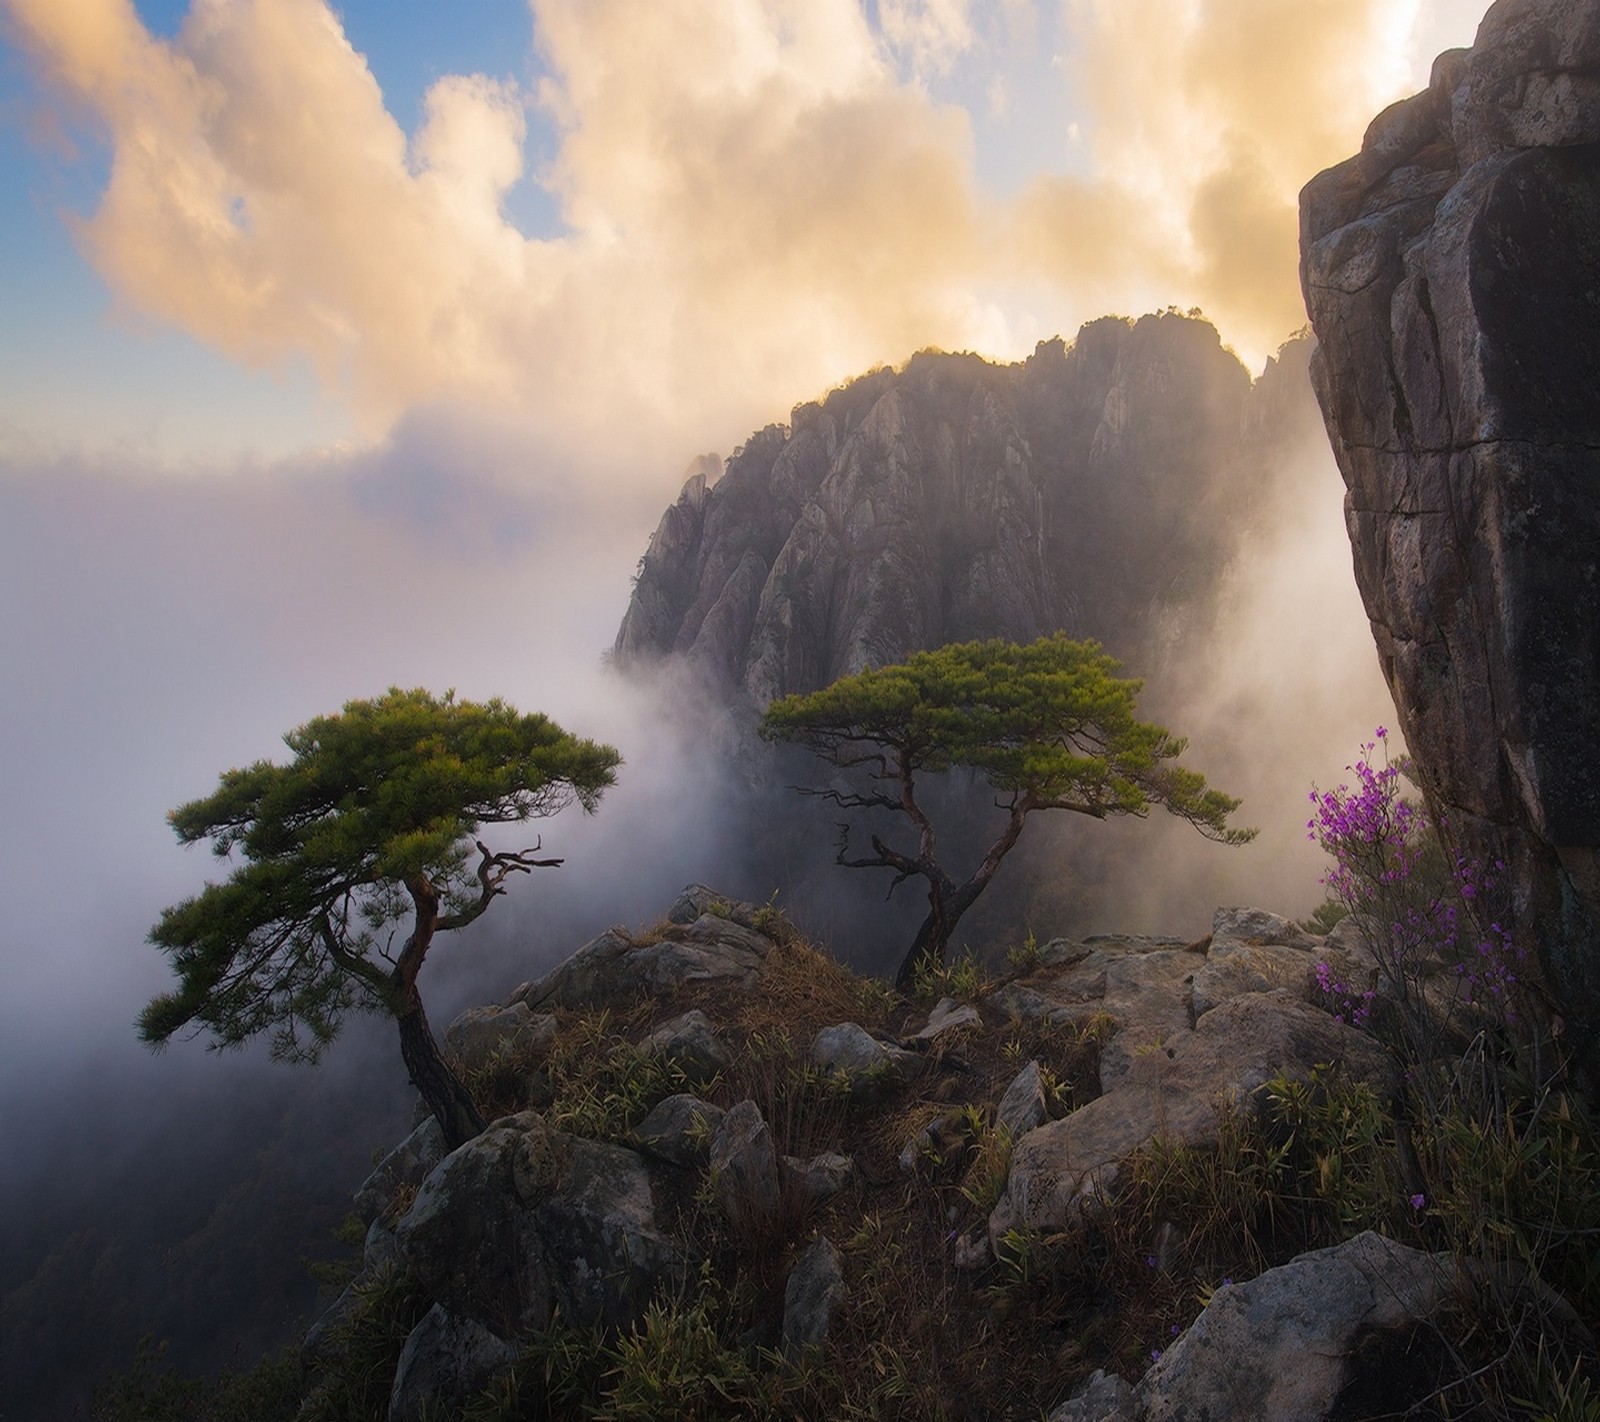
<box><xmin>0</xmin><ymin>312</ymin><xmax>1397</xmax><ymax>1417</ymax></box>
<box><xmin>612</xmin><ymin>314</ymin><xmax>1395</xmax><ymax>961</ymax></box>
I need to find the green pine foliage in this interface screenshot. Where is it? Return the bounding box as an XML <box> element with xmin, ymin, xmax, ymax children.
<box><xmin>142</xmin><ymin>688</ymin><xmax>620</xmax><ymax>1146</ymax></box>
<box><xmin>760</xmin><ymin>636</ymin><xmax>1252</xmax><ymax>984</ymax></box>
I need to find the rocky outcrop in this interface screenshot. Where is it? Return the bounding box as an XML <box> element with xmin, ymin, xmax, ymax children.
<box><xmin>1300</xmin><ymin>0</ymin><xmax>1600</xmax><ymax>1071</ymax></box>
<box><xmin>617</xmin><ymin>316</ymin><xmax>1320</xmax><ymax>703</ymax></box>
<box><xmin>392</xmin><ymin>1111</ymin><xmax>689</xmax><ymax>1338</ymax></box>
<box><xmin>514</xmin><ymin>911</ymin><xmax>775</xmax><ymax>1012</ymax></box>
<box><xmin>306</xmin><ymin>889</ymin><xmax>1546</xmax><ymax>1418</ymax></box>
<box><xmin>992</xmin><ymin>990</ymin><xmax>1392</xmax><ymax>1244</ymax></box>
<box><xmin>387</xmin><ymin>1306</ymin><xmax>520</xmax><ymax>1422</ymax></box>
<box><xmin>1048</xmin><ymin>1233</ymin><xmax>1465</xmax><ymax>1422</ymax></box>
<box><xmin>989</xmin><ymin>908</ymin><xmax>1393</xmax><ymax>1244</ymax></box>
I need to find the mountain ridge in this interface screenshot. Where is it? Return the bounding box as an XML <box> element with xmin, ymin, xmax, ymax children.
<box><xmin>615</xmin><ymin>312</ymin><xmax>1323</xmax><ymax>707</ymax></box>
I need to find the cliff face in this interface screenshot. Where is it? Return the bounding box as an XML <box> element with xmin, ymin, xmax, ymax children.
<box><xmin>1300</xmin><ymin>0</ymin><xmax>1600</xmax><ymax>1067</ymax></box>
<box><xmin>616</xmin><ymin>314</ymin><xmax>1318</xmax><ymax>703</ymax></box>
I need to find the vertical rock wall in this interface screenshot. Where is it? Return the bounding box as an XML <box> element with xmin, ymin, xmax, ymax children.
<box><xmin>1300</xmin><ymin>0</ymin><xmax>1600</xmax><ymax>1071</ymax></box>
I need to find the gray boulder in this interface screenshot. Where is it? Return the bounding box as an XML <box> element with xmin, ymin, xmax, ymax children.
<box><xmin>782</xmin><ymin>1150</ymin><xmax>856</xmax><ymax>1205</ymax></box>
<box><xmin>1301</xmin><ymin>0</ymin><xmax>1600</xmax><ymax>1076</ymax></box>
<box><xmin>709</xmin><ymin>1100</ymin><xmax>781</xmax><ymax>1228</ymax></box>
<box><xmin>639</xmin><ymin>1008</ymin><xmax>731</xmax><ymax>1088</ymax></box>
<box><xmin>1048</xmin><ymin>1369</ymin><xmax>1135</xmax><ymax>1422</ymax></box>
<box><xmin>665</xmin><ymin>884</ymin><xmax>771</xmax><ymax>931</ymax></box>
<box><xmin>353</xmin><ymin>1118</ymin><xmax>448</xmax><ymax>1226</ymax></box>
<box><xmin>811</xmin><ymin>1022</ymin><xmax>925</xmax><ymax>1099</ymax></box>
<box><xmin>992</xmin><ymin>991</ymin><xmax>1391</xmax><ymax>1243</ymax></box>
<box><xmin>1136</xmin><ymin>1233</ymin><xmax>1460</xmax><ymax>1421</ymax></box>
<box><xmin>1210</xmin><ymin>906</ymin><xmax>1316</xmax><ymax>949</ymax></box>
<box><xmin>782</xmin><ymin>1235</ymin><xmax>846</xmax><ymax>1356</ymax></box>
<box><xmin>1191</xmin><ymin>934</ymin><xmax>1318</xmax><ymax>1020</ymax></box>
<box><xmin>302</xmin><ymin>1219</ymin><xmax>404</xmax><ymax>1366</ymax></box>
<box><xmin>913</xmin><ymin>996</ymin><xmax>982</xmax><ymax>1043</ymax></box>
<box><xmin>630</xmin><ymin>1093</ymin><xmax>727</xmax><ymax>1168</ymax></box>
<box><xmin>997</xmin><ymin>1060</ymin><xmax>1050</xmax><ymax>1139</ymax></box>
<box><xmin>444</xmin><ymin>1002</ymin><xmax>557</xmax><ymax>1075</ymax></box>
<box><xmin>517</xmin><ymin>911</ymin><xmax>774</xmax><ymax>1012</ymax></box>
<box><xmin>387</xmin><ymin>1304</ymin><xmax>518</xmax><ymax>1422</ymax></box>
<box><xmin>394</xmin><ymin>1111</ymin><xmax>688</xmax><ymax>1336</ymax></box>
<box><xmin>985</xmin><ymin>934</ymin><xmax>1198</xmax><ymax>1093</ymax></box>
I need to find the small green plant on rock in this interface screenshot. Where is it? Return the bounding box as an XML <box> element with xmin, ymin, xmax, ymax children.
<box><xmin>909</xmin><ymin>945</ymin><xmax>990</xmax><ymax>1003</ymax></box>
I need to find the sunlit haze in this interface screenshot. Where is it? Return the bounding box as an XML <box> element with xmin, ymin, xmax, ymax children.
<box><xmin>1</xmin><ymin>0</ymin><xmax>1487</xmax><ymax>1232</ymax></box>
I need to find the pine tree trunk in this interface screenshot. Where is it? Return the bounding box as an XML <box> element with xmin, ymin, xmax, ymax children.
<box><xmin>893</xmin><ymin>878</ymin><xmax>991</xmax><ymax>991</ymax></box>
<box><xmin>398</xmin><ymin>1001</ymin><xmax>485</xmax><ymax>1151</ymax></box>
<box><xmin>892</xmin><ymin>804</ymin><xmax>1032</xmax><ymax>991</ymax></box>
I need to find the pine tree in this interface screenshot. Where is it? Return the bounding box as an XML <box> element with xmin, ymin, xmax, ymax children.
<box><xmin>143</xmin><ymin>688</ymin><xmax>620</xmax><ymax>1149</ymax></box>
<box><xmin>760</xmin><ymin>636</ymin><xmax>1253</xmax><ymax>988</ymax></box>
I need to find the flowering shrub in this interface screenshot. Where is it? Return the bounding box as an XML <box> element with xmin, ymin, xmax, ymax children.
<box><xmin>1306</xmin><ymin>729</ymin><xmax>1526</xmax><ymax>1058</ymax></box>
<box><xmin>1313</xmin><ymin>960</ymin><xmax>1375</xmax><ymax>1029</ymax></box>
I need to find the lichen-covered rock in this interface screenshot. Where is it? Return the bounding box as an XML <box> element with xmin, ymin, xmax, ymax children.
<box><xmin>1047</xmin><ymin>1369</ymin><xmax>1135</xmax><ymax>1422</ymax></box>
<box><xmin>1191</xmin><ymin>935</ymin><xmax>1318</xmax><ymax>1019</ymax></box>
<box><xmin>1135</xmin><ymin>1233</ymin><xmax>1461</xmax><ymax>1421</ymax></box>
<box><xmin>782</xmin><ymin>1235</ymin><xmax>846</xmax><ymax>1357</ymax></box>
<box><xmin>639</xmin><ymin>1008</ymin><xmax>731</xmax><ymax>1088</ymax></box>
<box><xmin>709</xmin><ymin>1099</ymin><xmax>781</xmax><ymax>1228</ymax></box>
<box><xmin>517</xmin><ymin>909</ymin><xmax>775</xmax><ymax>1012</ymax></box>
<box><xmin>630</xmin><ymin>1094</ymin><xmax>727</xmax><ymax>1168</ymax></box>
<box><xmin>353</xmin><ymin>1118</ymin><xmax>448</xmax><ymax>1226</ymax></box>
<box><xmin>302</xmin><ymin>1218</ymin><xmax>405</xmax><ymax>1366</ymax></box>
<box><xmin>664</xmin><ymin>884</ymin><xmax>771</xmax><ymax>931</ymax></box>
<box><xmin>1210</xmin><ymin>906</ymin><xmax>1316</xmax><ymax>949</ymax></box>
<box><xmin>810</xmin><ymin>1022</ymin><xmax>925</xmax><ymax>1098</ymax></box>
<box><xmin>444</xmin><ymin>1003</ymin><xmax>557</xmax><ymax>1075</ymax></box>
<box><xmin>913</xmin><ymin>996</ymin><xmax>982</xmax><ymax>1043</ymax></box>
<box><xmin>386</xmin><ymin>1304</ymin><xmax>518</xmax><ymax>1422</ymax></box>
<box><xmin>394</xmin><ymin>1112</ymin><xmax>688</xmax><ymax>1336</ymax></box>
<box><xmin>781</xmin><ymin>1150</ymin><xmax>856</xmax><ymax>1205</ymax></box>
<box><xmin>997</xmin><ymin>1060</ymin><xmax>1050</xmax><ymax>1139</ymax></box>
<box><xmin>985</xmin><ymin>934</ymin><xmax>1198</xmax><ymax>1092</ymax></box>
<box><xmin>1301</xmin><ymin>0</ymin><xmax>1600</xmax><ymax>1074</ymax></box>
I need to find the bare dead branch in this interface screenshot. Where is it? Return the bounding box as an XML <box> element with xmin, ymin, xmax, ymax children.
<box><xmin>436</xmin><ymin>839</ymin><xmax>563</xmax><ymax>932</ymax></box>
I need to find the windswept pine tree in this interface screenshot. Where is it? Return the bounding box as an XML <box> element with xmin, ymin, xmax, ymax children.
<box><xmin>143</xmin><ymin>688</ymin><xmax>620</xmax><ymax>1148</ymax></box>
<box><xmin>761</xmin><ymin>636</ymin><xmax>1254</xmax><ymax>987</ymax></box>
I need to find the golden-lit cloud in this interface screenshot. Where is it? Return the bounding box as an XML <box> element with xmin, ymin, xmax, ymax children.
<box><xmin>1014</xmin><ymin>0</ymin><xmax>1426</xmax><ymax>358</ymax></box>
<box><xmin>4</xmin><ymin>0</ymin><xmax>1484</xmax><ymax>472</ymax></box>
<box><xmin>5</xmin><ymin>0</ymin><xmax>994</xmax><ymax>476</ymax></box>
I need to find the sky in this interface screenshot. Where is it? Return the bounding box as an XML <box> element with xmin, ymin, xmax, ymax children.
<box><xmin>0</xmin><ymin>1</ymin><xmax>1492</xmax><ymax>1113</ymax></box>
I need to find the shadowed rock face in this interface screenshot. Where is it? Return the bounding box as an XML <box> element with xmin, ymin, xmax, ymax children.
<box><xmin>1300</xmin><ymin>0</ymin><xmax>1600</xmax><ymax>1072</ymax></box>
<box><xmin>616</xmin><ymin>314</ymin><xmax>1319</xmax><ymax>704</ymax></box>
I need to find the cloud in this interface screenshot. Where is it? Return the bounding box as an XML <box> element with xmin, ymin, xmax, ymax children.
<box><xmin>4</xmin><ymin>0</ymin><xmax>997</xmax><ymax>475</ymax></box>
<box><xmin>878</xmin><ymin>0</ymin><xmax>975</xmax><ymax>77</ymax></box>
<box><xmin>3</xmin><ymin>0</ymin><xmax>1485</xmax><ymax>469</ymax></box>
<box><xmin>1011</xmin><ymin>0</ymin><xmax>1429</xmax><ymax>359</ymax></box>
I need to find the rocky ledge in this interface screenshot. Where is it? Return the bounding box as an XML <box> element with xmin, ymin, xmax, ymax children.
<box><xmin>288</xmin><ymin>887</ymin><xmax>1582</xmax><ymax>1422</ymax></box>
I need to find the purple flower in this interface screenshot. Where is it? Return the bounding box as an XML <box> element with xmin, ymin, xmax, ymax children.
<box><xmin>1410</xmin><ymin>1193</ymin><xmax>1426</xmax><ymax>1210</ymax></box>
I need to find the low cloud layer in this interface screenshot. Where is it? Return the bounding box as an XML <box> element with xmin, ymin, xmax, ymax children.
<box><xmin>5</xmin><ymin>0</ymin><xmax>1481</xmax><ymax>474</ymax></box>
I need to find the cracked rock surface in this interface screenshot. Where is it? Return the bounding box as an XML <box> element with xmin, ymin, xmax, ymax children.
<box><xmin>1301</xmin><ymin>0</ymin><xmax>1600</xmax><ymax>1074</ymax></box>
